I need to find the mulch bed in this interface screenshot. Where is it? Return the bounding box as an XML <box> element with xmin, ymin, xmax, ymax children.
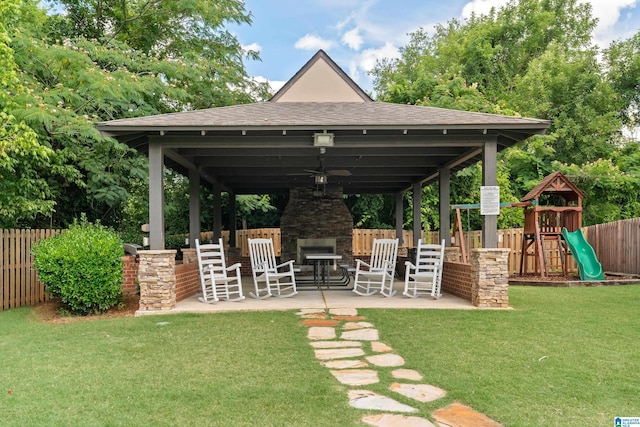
<box><xmin>31</xmin><ymin>294</ymin><xmax>140</xmax><ymax>324</ymax></box>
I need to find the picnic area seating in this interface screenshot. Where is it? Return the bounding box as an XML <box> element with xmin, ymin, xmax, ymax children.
<box><xmin>195</xmin><ymin>238</ymin><xmax>245</xmax><ymax>303</ymax></box>
<box><xmin>403</xmin><ymin>239</ymin><xmax>445</xmax><ymax>299</ymax></box>
<box><xmin>248</xmin><ymin>238</ymin><xmax>298</xmax><ymax>299</ymax></box>
<box><xmin>352</xmin><ymin>238</ymin><xmax>399</xmax><ymax>297</ymax></box>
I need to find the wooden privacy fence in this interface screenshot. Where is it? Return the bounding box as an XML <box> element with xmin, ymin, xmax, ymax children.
<box><xmin>1</xmin><ymin>229</ymin><xmax>61</xmax><ymax>311</ymax></box>
<box><xmin>585</xmin><ymin>218</ymin><xmax>640</xmax><ymax>275</ymax></box>
<box><xmin>452</xmin><ymin>228</ymin><xmax>578</xmax><ymax>275</ymax></box>
<box><xmin>3</xmin><ymin>221</ymin><xmax>639</xmax><ymax>311</ymax></box>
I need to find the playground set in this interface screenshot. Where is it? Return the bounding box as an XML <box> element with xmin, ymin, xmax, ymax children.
<box><xmin>451</xmin><ymin>171</ymin><xmax>604</xmax><ymax>280</ymax></box>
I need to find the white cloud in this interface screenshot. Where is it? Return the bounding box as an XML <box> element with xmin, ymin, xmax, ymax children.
<box><xmin>342</xmin><ymin>28</ymin><xmax>364</xmax><ymax>50</ymax></box>
<box><xmin>294</xmin><ymin>34</ymin><xmax>334</xmax><ymax>51</ymax></box>
<box><xmin>357</xmin><ymin>42</ymin><xmax>401</xmax><ymax>73</ymax></box>
<box><xmin>242</xmin><ymin>42</ymin><xmax>262</xmax><ymax>54</ymax></box>
<box><xmin>251</xmin><ymin>76</ymin><xmax>286</xmax><ymax>94</ymax></box>
<box><xmin>344</xmin><ymin>42</ymin><xmax>401</xmax><ymax>92</ymax></box>
<box><xmin>587</xmin><ymin>0</ymin><xmax>639</xmax><ymax>45</ymax></box>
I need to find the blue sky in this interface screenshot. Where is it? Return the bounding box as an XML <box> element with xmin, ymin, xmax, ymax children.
<box><xmin>231</xmin><ymin>0</ymin><xmax>640</xmax><ymax>94</ymax></box>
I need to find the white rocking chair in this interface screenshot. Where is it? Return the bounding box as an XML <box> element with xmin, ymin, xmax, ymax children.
<box><xmin>403</xmin><ymin>239</ymin><xmax>445</xmax><ymax>299</ymax></box>
<box><xmin>195</xmin><ymin>238</ymin><xmax>245</xmax><ymax>303</ymax></box>
<box><xmin>248</xmin><ymin>238</ymin><xmax>298</xmax><ymax>299</ymax></box>
<box><xmin>353</xmin><ymin>238</ymin><xmax>399</xmax><ymax>297</ymax></box>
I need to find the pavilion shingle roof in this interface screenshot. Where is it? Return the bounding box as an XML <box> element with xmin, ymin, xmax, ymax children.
<box><xmin>96</xmin><ymin>101</ymin><xmax>549</xmax><ymax>130</ymax></box>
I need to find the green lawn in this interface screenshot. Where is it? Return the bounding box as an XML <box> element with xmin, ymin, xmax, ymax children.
<box><xmin>364</xmin><ymin>285</ymin><xmax>640</xmax><ymax>426</ymax></box>
<box><xmin>1</xmin><ymin>286</ymin><xmax>638</xmax><ymax>426</ymax></box>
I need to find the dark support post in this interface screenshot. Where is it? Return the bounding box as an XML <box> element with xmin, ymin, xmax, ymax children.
<box><xmin>412</xmin><ymin>182</ymin><xmax>421</xmax><ymax>246</ymax></box>
<box><xmin>482</xmin><ymin>139</ymin><xmax>498</xmax><ymax>248</ymax></box>
<box><xmin>212</xmin><ymin>184</ymin><xmax>222</xmax><ymax>240</ymax></box>
<box><xmin>439</xmin><ymin>167</ymin><xmax>451</xmax><ymax>245</ymax></box>
<box><xmin>148</xmin><ymin>141</ymin><xmax>164</xmax><ymax>250</ymax></box>
<box><xmin>395</xmin><ymin>192</ymin><xmax>404</xmax><ymax>247</ymax></box>
<box><xmin>228</xmin><ymin>191</ymin><xmax>237</xmax><ymax>247</ymax></box>
<box><xmin>188</xmin><ymin>169</ymin><xmax>200</xmax><ymax>248</ymax></box>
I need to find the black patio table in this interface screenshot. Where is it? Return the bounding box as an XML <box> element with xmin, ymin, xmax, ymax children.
<box><xmin>298</xmin><ymin>252</ymin><xmax>351</xmax><ymax>289</ymax></box>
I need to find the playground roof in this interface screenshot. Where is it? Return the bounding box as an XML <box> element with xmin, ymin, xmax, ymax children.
<box><xmin>521</xmin><ymin>171</ymin><xmax>585</xmax><ymax>202</ymax></box>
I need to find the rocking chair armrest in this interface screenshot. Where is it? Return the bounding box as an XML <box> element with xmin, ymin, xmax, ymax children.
<box><xmin>382</xmin><ymin>260</ymin><xmax>395</xmax><ymax>270</ymax></box>
<box><xmin>405</xmin><ymin>260</ymin><xmax>417</xmax><ymax>268</ymax></box>
<box><xmin>225</xmin><ymin>262</ymin><xmax>242</xmax><ymax>271</ymax></box>
<box><xmin>275</xmin><ymin>259</ymin><xmax>295</xmax><ymax>270</ymax></box>
<box><xmin>355</xmin><ymin>259</ymin><xmax>371</xmax><ymax>270</ymax></box>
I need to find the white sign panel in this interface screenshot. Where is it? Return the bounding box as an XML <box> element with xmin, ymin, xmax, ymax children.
<box><xmin>480</xmin><ymin>186</ymin><xmax>500</xmax><ymax>215</ymax></box>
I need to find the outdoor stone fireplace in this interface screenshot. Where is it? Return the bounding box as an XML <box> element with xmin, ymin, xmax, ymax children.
<box><xmin>280</xmin><ymin>187</ymin><xmax>353</xmax><ymax>266</ymax></box>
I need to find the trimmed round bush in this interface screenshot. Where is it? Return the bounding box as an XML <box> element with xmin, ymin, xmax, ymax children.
<box><xmin>33</xmin><ymin>218</ymin><xmax>124</xmax><ymax>315</ymax></box>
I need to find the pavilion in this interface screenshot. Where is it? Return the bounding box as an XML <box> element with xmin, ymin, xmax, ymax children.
<box><xmin>96</xmin><ymin>50</ymin><xmax>550</xmax><ymax>253</ymax></box>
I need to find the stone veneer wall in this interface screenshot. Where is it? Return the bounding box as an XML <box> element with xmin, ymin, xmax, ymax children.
<box><xmin>280</xmin><ymin>187</ymin><xmax>354</xmax><ymax>266</ymax></box>
<box><xmin>138</xmin><ymin>250</ymin><xmax>177</xmax><ymax>311</ymax></box>
<box><xmin>470</xmin><ymin>248</ymin><xmax>510</xmax><ymax>308</ymax></box>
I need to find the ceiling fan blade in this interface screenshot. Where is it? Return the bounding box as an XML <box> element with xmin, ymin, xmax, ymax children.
<box><xmin>327</xmin><ymin>169</ymin><xmax>352</xmax><ymax>176</ymax></box>
<box><xmin>304</xmin><ymin>169</ymin><xmax>324</xmax><ymax>175</ymax></box>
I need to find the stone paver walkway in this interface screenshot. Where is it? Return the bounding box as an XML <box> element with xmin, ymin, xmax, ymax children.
<box><xmin>296</xmin><ymin>308</ymin><xmax>503</xmax><ymax>427</ymax></box>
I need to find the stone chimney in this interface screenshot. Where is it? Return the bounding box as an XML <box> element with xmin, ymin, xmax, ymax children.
<box><xmin>280</xmin><ymin>187</ymin><xmax>353</xmax><ymax>265</ymax></box>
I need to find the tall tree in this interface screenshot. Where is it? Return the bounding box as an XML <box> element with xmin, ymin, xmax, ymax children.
<box><xmin>371</xmin><ymin>0</ymin><xmax>629</xmax><ymax>226</ymax></box>
<box><xmin>0</xmin><ymin>0</ymin><xmax>63</xmax><ymax>226</ymax></box>
<box><xmin>5</xmin><ymin>0</ymin><xmax>269</xmax><ymax>228</ymax></box>
<box><xmin>605</xmin><ymin>31</ymin><xmax>640</xmax><ymax>129</ymax></box>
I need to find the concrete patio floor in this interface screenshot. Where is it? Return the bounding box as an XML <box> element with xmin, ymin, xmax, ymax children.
<box><xmin>136</xmin><ymin>278</ymin><xmax>482</xmax><ymax>316</ymax></box>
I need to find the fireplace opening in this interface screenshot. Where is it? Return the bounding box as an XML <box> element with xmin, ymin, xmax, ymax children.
<box><xmin>297</xmin><ymin>238</ymin><xmax>336</xmax><ymax>264</ymax></box>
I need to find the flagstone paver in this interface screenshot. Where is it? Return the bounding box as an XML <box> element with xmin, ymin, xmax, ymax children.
<box><xmin>321</xmin><ymin>359</ymin><xmax>369</xmax><ymax>369</ymax></box>
<box><xmin>309</xmin><ymin>340</ymin><xmax>362</xmax><ymax>349</ymax></box>
<box><xmin>341</xmin><ymin>328</ymin><xmax>379</xmax><ymax>341</ymax></box>
<box><xmin>392</xmin><ymin>369</ymin><xmax>424</xmax><ymax>381</ymax></box>
<box><xmin>299</xmin><ymin>312</ymin><xmax>328</xmax><ymax>319</ymax></box>
<box><xmin>307</xmin><ymin>326</ymin><xmax>336</xmax><ymax>340</ymax></box>
<box><xmin>314</xmin><ymin>347</ymin><xmax>365</xmax><ymax>360</ymax></box>
<box><xmin>298</xmin><ymin>307</ymin><xmax>501</xmax><ymax>426</ymax></box>
<box><xmin>371</xmin><ymin>341</ymin><xmax>394</xmax><ymax>352</ymax></box>
<box><xmin>390</xmin><ymin>383</ymin><xmax>446</xmax><ymax>403</ymax></box>
<box><xmin>343</xmin><ymin>321</ymin><xmax>374</xmax><ymax>330</ymax></box>
<box><xmin>432</xmin><ymin>402</ymin><xmax>503</xmax><ymax>427</ymax></box>
<box><xmin>296</xmin><ymin>309</ymin><xmax>325</xmax><ymax>316</ymax></box>
<box><xmin>333</xmin><ymin>315</ymin><xmax>368</xmax><ymax>321</ymax></box>
<box><xmin>329</xmin><ymin>308</ymin><xmax>358</xmax><ymax>316</ymax></box>
<box><xmin>330</xmin><ymin>369</ymin><xmax>379</xmax><ymax>385</ymax></box>
<box><xmin>300</xmin><ymin>319</ymin><xmax>340</xmax><ymax>327</ymax></box>
<box><xmin>366</xmin><ymin>353</ymin><xmax>405</xmax><ymax>367</ymax></box>
<box><xmin>348</xmin><ymin>390</ymin><xmax>417</xmax><ymax>413</ymax></box>
<box><xmin>362</xmin><ymin>414</ymin><xmax>436</xmax><ymax>427</ymax></box>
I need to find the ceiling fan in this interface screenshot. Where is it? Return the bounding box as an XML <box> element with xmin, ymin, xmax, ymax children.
<box><xmin>290</xmin><ymin>148</ymin><xmax>351</xmax><ymax>184</ymax></box>
<box><xmin>304</xmin><ymin>155</ymin><xmax>351</xmax><ymax>184</ymax></box>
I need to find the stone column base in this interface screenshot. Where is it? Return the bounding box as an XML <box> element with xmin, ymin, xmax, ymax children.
<box><xmin>470</xmin><ymin>248</ymin><xmax>510</xmax><ymax>308</ymax></box>
<box><xmin>138</xmin><ymin>250</ymin><xmax>177</xmax><ymax>311</ymax></box>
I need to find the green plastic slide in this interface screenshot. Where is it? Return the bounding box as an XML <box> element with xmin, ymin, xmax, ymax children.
<box><xmin>561</xmin><ymin>227</ymin><xmax>604</xmax><ymax>281</ymax></box>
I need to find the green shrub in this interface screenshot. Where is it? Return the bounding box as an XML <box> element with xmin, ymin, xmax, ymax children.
<box><xmin>33</xmin><ymin>217</ymin><xmax>124</xmax><ymax>315</ymax></box>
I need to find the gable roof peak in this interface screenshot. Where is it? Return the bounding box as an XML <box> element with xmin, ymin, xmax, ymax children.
<box><xmin>270</xmin><ymin>50</ymin><xmax>373</xmax><ymax>103</ymax></box>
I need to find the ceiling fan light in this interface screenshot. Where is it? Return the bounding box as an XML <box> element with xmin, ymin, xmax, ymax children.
<box><xmin>315</xmin><ymin>174</ymin><xmax>328</xmax><ymax>184</ymax></box>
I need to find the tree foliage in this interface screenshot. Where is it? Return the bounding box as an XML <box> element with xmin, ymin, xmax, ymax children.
<box><xmin>371</xmin><ymin>0</ymin><xmax>639</xmax><ymax>227</ymax></box>
<box><xmin>0</xmin><ymin>0</ymin><xmax>58</xmax><ymax>225</ymax></box>
<box><xmin>2</xmin><ymin>0</ymin><xmax>269</xmax><ymax>228</ymax></box>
